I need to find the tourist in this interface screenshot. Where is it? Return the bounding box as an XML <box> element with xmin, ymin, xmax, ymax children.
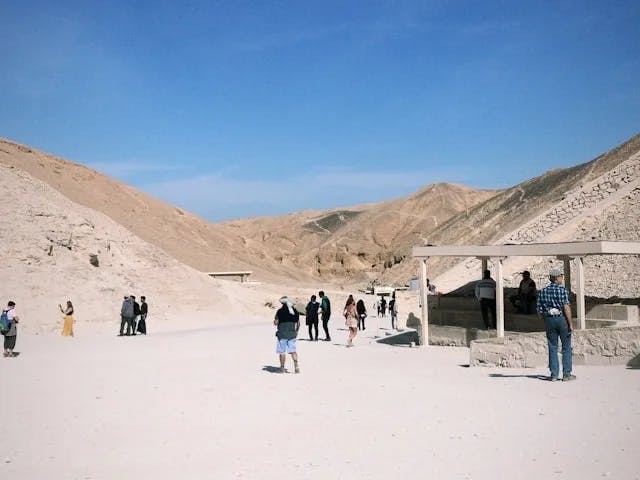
<box><xmin>59</xmin><ymin>300</ymin><xmax>74</xmax><ymax>337</ymax></box>
<box><xmin>475</xmin><ymin>269</ymin><xmax>496</xmax><ymax>329</ymax></box>
<box><xmin>427</xmin><ymin>279</ymin><xmax>437</xmax><ymax>295</ymax></box>
<box><xmin>2</xmin><ymin>301</ymin><xmax>19</xmax><ymax>357</ymax></box>
<box><xmin>375</xmin><ymin>298</ymin><xmax>381</xmax><ymax>317</ymax></box>
<box><xmin>389</xmin><ymin>296</ymin><xmax>398</xmax><ymax>330</ymax></box>
<box><xmin>537</xmin><ymin>268</ymin><xmax>575</xmax><ymax>382</ymax></box>
<box><xmin>137</xmin><ymin>296</ymin><xmax>148</xmax><ymax>335</ymax></box>
<box><xmin>131</xmin><ymin>296</ymin><xmax>141</xmax><ymax>335</ymax></box>
<box><xmin>356</xmin><ymin>299</ymin><xmax>367</xmax><ymax>330</ymax></box>
<box><xmin>119</xmin><ymin>295</ymin><xmax>135</xmax><ymax>336</ymax></box>
<box><xmin>510</xmin><ymin>271</ymin><xmax>537</xmax><ymax>314</ymax></box>
<box><xmin>305</xmin><ymin>294</ymin><xmax>320</xmax><ymax>341</ymax></box>
<box><xmin>343</xmin><ymin>295</ymin><xmax>358</xmax><ymax>347</ymax></box>
<box><xmin>319</xmin><ymin>290</ymin><xmax>331</xmax><ymax>341</ymax></box>
<box><xmin>274</xmin><ymin>296</ymin><xmax>300</xmax><ymax>373</ymax></box>
<box><xmin>380</xmin><ymin>297</ymin><xmax>387</xmax><ymax>317</ymax></box>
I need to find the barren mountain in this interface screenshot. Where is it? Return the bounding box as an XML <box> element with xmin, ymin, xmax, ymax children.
<box><xmin>222</xmin><ymin>183</ymin><xmax>497</xmax><ymax>282</ymax></box>
<box><xmin>0</xmin><ymin>163</ymin><xmax>278</xmax><ymax>332</ymax></box>
<box><xmin>389</xmin><ymin>132</ymin><xmax>640</xmax><ymax>297</ymax></box>
<box><xmin>0</xmin><ymin>138</ymin><xmax>495</xmax><ymax>284</ymax></box>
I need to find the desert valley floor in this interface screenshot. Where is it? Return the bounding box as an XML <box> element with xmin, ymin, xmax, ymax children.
<box><xmin>1</xmin><ymin>314</ymin><xmax>638</xmax><ymax>480</ymax></box>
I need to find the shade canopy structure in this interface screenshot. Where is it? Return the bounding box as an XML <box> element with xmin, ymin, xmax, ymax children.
<box><xmin>412</xmin><ymin>241</ymin><xmax>640</xmax><ymax>343</ymax></box>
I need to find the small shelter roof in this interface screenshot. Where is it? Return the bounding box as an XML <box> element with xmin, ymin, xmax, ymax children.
<box><xmin>413</xmin><ymin>240</ymin><xmax>640</xmax><ymax>258</ymax></box>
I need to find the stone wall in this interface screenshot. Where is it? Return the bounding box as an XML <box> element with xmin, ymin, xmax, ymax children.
<box><xmin>470</xmin><ymin>326</ymin><xmax>640</xmax><ymax>368</ymax></box>
<box><xmin>504</xmin><ymin>153</ymin><xmax>640</xmax><ymax>244</ymax></box>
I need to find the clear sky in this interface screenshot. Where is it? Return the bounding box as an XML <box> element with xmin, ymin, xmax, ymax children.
<box><xmin>1</xmin><ymin>1</ymin><xmax>639</xmax><ymax>221</ymax></box>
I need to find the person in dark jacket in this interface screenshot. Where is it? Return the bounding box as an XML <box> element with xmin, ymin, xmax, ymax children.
<box><xmin>131</xmin><ymin>296</ymin><xmax>141</xmax><ymax>335</ymax></box>
<box><xmin>137</xmin><ymin>296</ymin><xmax>148</xmax><ymax>335</ymax></box>
<box><xmin>319</xmin><ymin>290</ymin><xmax>331</xmax><ymax>341</ymax></box>
<box><xmin>380</xmin><ymin>297</ymin><xmax>387</xmax><ymax>317</ymax></box>
<box><xmin>305</xmin><ymin>295</ymin><xmax>319</xmax><ymax>341</ymax></box>
<box><xmin>274</xmin><ymin>296</ymin><xmax>300</xmax><ymax>373</ymax></box>
<box><xmin>356</xmin><ymin>299</ymin><xmax>367</xmax><ymax>330</ymax></box>
<box><xmin>119</xmin><ymin>296</ymin><xmax>135</xmax><ymax>336</ymax></box>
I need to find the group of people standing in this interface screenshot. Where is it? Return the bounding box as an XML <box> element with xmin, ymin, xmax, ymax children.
<box><xmin>273</xmin><ymin>290</ymin><xmax>402</xmax><ymax>373</ymax></box>
<box><xmin>119</xmin><ymin>295</ymin><xmax>148</xmax><ymax>336</ymax></box>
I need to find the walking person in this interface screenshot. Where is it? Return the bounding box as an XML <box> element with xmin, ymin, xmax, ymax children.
<box><xmin>137</xmin><ymin>296</ymin><xmax>148</xmax><ymax>335</ymax></box>
<box><xmin>1</xmin><ymin>301</ymin><xmax>19</xmax><ymax>357</ymax></box>
<box><xmin>356</xmin><ymin>299</ymin><xmax>367</xmax><ymax>330</ymax></box>
<box><xmin>119</xmin><ymin>295</ymin><xmax>134</xmax><ymax>336</ymax></box>
<box><xmin>389</xmin><ymin>296</ymin><xmax>398</xmax><ymax>330</ymax></box>
<box><xmin>131</xmin><ymin>296</ymin><xmax>141</xmax><ymax>335</ymax></box>
<box><xmin>305</xmin><ymin>295</ymin><xmax>320</xmax><ymax>341</ymax></box>
<box><xmin>319</xmin><ymin>290</ymin><xmax>331</xmax><ymax>341</ymax></box>
<box><xmin>475</xmin><ymin>270</ymin><xmax>497</xmax><ymax>329</ymax></box>
<box><xmin>59</xmin><ymin>300</ymin><xmax>74</xmax><ymax>337</ymax></box>
<box><xmin>274</xmin><ymin>296</ymin><xmax>300</xmax><ymax>373</ymax></box>
<box><xmin>380</xmin><ymin>297</ymin><xmax>387</xmax><ymax>317</ymax></box>
<box><xmin>344</xmin><ymin>295</ymin><xmax>358</xmax><ymax>347</ymax></box>
<box><xmin>537</xmin><ymin>268</ymin><xmax>576</xmax><ymax>382</ymax></box>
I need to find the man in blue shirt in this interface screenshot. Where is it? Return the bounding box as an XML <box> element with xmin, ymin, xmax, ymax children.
<box><xmin>537</xmin><ymin>268</ymin><xmax>576</xmax><ymax>382</ymax></box>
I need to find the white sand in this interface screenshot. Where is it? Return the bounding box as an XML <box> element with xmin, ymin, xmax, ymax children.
<box><xmin>1</xmin><ymin>315</ymin><xmax>638</xmax><ymax>480</ymax></box>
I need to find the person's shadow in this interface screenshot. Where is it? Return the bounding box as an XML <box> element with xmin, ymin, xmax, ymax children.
<box><xmin>489</xmin><ymin>373</ymin><xmax>550</xmax><ymax>381</ymax></box>
<box><xmin>262</xmin><ymin>365</ymin><xmax>285</xmax><ymax>374</ymax></box>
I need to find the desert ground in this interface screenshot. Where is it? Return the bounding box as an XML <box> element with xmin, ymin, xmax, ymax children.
<box><xmin>1</xmin><ymin>307</ymin><xmax>638</xmax><ymax>480</ymax></box>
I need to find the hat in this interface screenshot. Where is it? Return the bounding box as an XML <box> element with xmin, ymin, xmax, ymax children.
<box><xmin>549</xmin><ymin>268</ymin><xmax>563</xmax><ymax>278</ymax></box>
<box><xmin>521</xmin><ymin>270</ymin><xmax>531</xmax><ymax>276</ymax></box>
<box><xmin>279</xmin><ymin>296</ymin><xmax>289</xmax><ymax>304</ymax></box>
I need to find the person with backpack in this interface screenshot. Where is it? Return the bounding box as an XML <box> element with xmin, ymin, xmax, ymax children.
<box><xmin>274</xmin><ymin>296</ymin><xmax>300</xmax><ymax>373</ymax></box>
<box><xmin>2</xmin><ymin>301</ymin><xmax>20</xmax><ymax>357</ymax></box>
<box><xmin>318</xmin><ymin>290</ymin><xmax>331</xmax><ymax>341</ymax></box>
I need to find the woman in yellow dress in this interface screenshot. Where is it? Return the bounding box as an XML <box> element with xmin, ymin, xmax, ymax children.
<box><xmin>60</xmin><ymin>301</ymin><xmax>74</xmax><ymax>337</ymax></box>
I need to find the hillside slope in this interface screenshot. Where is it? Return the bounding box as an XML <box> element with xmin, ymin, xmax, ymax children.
<box><xmin>399</xmin><ymin>133</ymin><xmax>640</xmax><ymax>297</ymax></box>
<box><xmin>0</xmin><ymin>138</ymin><xmax>495</xmax><ymax>284</ymax></box>
<box><xmin>0</xmin><ymin>164</ymin><xmax>273</xmax><ymax>331</ymax></box>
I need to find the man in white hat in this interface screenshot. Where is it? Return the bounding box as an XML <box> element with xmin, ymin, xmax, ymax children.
<box><xmin>537</xmin><ymin>268</ymin><xmax>575</xmax><ymax>382</ymax></box>
<box><xmin>274</xmin><ymin>296</ymin><xmax>300</xmax><ymax>373</ymax></box>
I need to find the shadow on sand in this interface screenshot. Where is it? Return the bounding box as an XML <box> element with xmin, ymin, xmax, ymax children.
<box><xmin>3</xmin><ymin>351</ymin><xmax>20</xmax><ymax>358</ymax></box>
<box><xmin>262</xmin><ymin>365</ymin><xmax>285</xmax><ymax>374</ymax></box>
<box><xmin>489</xmin><ymin>373</ymin><xmax>550</xmax><ymax>381</ymax></box>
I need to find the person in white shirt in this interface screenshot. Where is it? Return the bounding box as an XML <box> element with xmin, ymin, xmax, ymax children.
<box><xmin>474</xmin><ymin>270</ymin><xmax>496</xmax><ymax>329</ymax></box>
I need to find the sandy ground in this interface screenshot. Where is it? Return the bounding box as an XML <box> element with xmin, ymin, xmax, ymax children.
<box><xmin>1</xmin><ymin>315</ymin><xmax>638</xmax><ymax>480</ymax></box>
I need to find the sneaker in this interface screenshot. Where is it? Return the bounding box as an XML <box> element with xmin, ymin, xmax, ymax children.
<box><xmin>294</xmin><ymin>365</ymin><xmax>300</xmax><ymax>374</ymax></box>
<box><xmin>549</xmin><ymin>376</ymin><xmax>558</xmax><ymax>382</ymax></box>
<box><xmin>562</xmin><ymin>374</ymin><xmax>577</xmax><ymax>382</ymax></box>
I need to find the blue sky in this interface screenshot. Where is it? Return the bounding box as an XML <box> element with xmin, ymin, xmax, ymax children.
<box><xmin>1</xmin><ymin>1</ymin><xmax>639</xmax><ymax>221</ymax></box>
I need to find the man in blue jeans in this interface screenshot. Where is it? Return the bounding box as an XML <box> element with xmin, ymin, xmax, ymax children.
<box><xmin>537</xmin><ymin>268</ymin><xmax>576</xmax><ymax>382</ymax></box>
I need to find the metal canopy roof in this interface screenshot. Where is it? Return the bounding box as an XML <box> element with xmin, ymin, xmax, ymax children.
<box><xmin>412</xmin><ymin>240</ymin><xmax>640</xmax><ymax>258</ymax></box>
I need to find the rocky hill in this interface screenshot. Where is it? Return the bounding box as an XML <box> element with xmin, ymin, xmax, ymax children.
<box><xmin>0</xmin><ymin>138</ymin><xmax>495</xmax><ymax>284</ymax></box>
<box><xmin>409</xmin><ymin>133</ymin><xmax>640</xmax><ymax>297</ymax></box>
<box><xmin>2</xmin><ymin>132</ymin><xmax>639</xmax><ymax>299</ymax></box>
<box><xmin>222</xmin><ymin>182</ymin><xmax>497</xmax><ymax>282</ymax></box>
<box><xmin>0</xmin><ymin>162</ymin><xmax>271</xmax><ymax>332</ymax></box>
